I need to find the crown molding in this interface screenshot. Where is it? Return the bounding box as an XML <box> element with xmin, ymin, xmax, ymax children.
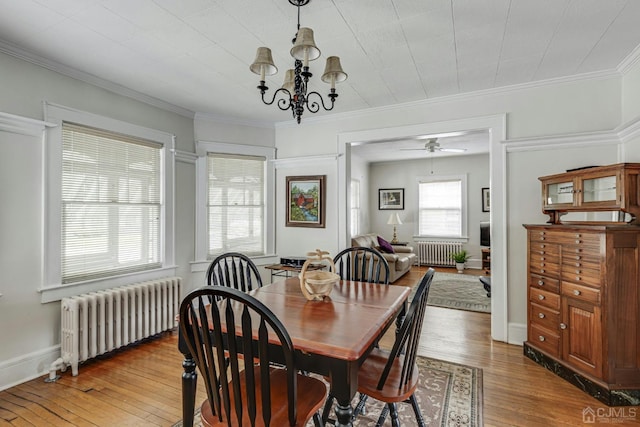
<box><xmin>0</xmin><ymin>40</ymin><xmax>195</xmax><ymax>120</ymax></box>
<box><xmin>272</xmin><ymin>153</ymin><xmax>342</xmax><ymax>168</ymax></box>
<box><xmin>275</xmin><ymin>69</ymin><xmax>620</xmax><ymax>129</ymax></box>
<box><xmin>618</xmin><ymin>43</ymin><xmax>640</xmax><ymax>75</ymax></box>
<box><xmin>194</xmin><ymin>112</ymin><xmax>275</xmax><ymax>129</ymax></box>
<box><xmin>616</xmin><ymin>115</ymin><xmax>640</xmax><ymax>143</ymax></box>
<box><xmin>0</xmin><ymin>111</ymin><xmax>56</xmax><ymax>136</ymax></box>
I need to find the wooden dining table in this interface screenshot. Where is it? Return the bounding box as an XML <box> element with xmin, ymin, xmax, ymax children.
<box><xmin>179</xmin><ymin>277</ymin><xmax>410</xmax><ymax>427</ymax></box>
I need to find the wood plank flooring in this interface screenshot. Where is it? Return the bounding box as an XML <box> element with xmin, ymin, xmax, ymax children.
<box><xmin>1</xmin><ymin>266</ymin><xmax>638</xmax><ymax>426</ymax></box>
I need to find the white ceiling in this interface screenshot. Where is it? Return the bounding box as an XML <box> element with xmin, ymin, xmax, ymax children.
<box><xmin>1</xmin><ymin>0</ymin><xmax>639</xmax><ymax>139</ymax></box>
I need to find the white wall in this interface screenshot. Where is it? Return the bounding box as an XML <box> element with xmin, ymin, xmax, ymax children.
<box><xmin>368</xmin><ymin>153</ymin><xmax>490</xmax><ymax>265</ymax></box>
<box><xmin>0</xmin><ymin>51</ymin><xmax>195</xmax><ymax>389</ymax></box>
<box><xmin>350</xmin><ymin>152</ymin><xmax>370</xmax><ymax>235</ymax></box>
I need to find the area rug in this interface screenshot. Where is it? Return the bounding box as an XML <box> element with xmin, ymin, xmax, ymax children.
<box><xmin>172</xmin><ymin>356</ymin><xmax>483</xmax><ymax>427</ymax></box>
<box><xmin>426</xmin><ymin>272</ymin><xmax>491</xmax><ymax>313</ymax></box>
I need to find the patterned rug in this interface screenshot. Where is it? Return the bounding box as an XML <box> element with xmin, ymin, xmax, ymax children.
<box><xmin>172</xmin><ymin>356</ymin><xmax>483</xmax><ymax>427</ymax></box>
<box><xmin>426</xmin><ymin>272</ymin><xmax>491</xmax><ymax>313</ymax></box>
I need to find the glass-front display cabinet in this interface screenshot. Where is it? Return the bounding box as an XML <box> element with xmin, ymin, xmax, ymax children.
<box><xmin>539</xmin><ymin>163</ymin><xmax>640</xmax><ymax>224</ymax></box>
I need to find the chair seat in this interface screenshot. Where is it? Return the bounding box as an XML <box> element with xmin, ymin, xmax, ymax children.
<box><xmin>201</xmin><ymin>366</ymin><xmax>326</xmax><ymax>427</ymax></box>
<box><xmin>356</xmin><ymin>348</ymin><xmax>419</xmax><ymax>403</ymax></box>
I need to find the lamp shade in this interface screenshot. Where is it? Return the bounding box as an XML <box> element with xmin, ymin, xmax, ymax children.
<box><xmin>282</xmin><ymin>69</ymin><xmax>295</xmax><ymax>93</ymax></box>
<box><xmin>290</xmin><ymin>27</ymin><xmax>321</xmax><ymax>63</ymax></box>
<box><xmin>321</xmin><ymin>56</ymin><xmax>348</xmax><ymax>88</ymax></box>
<box><xmin>387</xmin><ymin>213</ymin><xmax>403</xmax><ymax>225</ymax></box>
<box><xmin>250</xmin><ymin>47</ymin><xmax>278</xmax><ymax>78</ymax></box>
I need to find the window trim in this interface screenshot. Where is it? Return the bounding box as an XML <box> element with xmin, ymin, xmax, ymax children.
<box><xmin>41</xmin><ymin>103</ymin><xmax>176</xmax><ymax>303</ymax></box>
<box><xmin>193</xmin><ymin>141</ymin><xmax>275</xmax><ymax>270</ymax></box>
<box><xmin>415</xmin><ymin>174</ymin><xmax>468</xmax><ymax>240</ymax></box>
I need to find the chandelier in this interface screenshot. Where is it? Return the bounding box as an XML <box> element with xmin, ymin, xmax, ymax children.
<box><xmin>250</xmin><ymin>0</ymin><xmax>348</xmax><ymax>124</ymax></box>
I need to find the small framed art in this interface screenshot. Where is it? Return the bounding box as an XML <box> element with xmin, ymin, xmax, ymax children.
<box><xmin>286</xmin><ymin>175</ymin><xmax>326</xmax><ymax>228</ymax></box>
<box><xmin>378</xmin><ymin>188</ymin><xmax>404</xmax><ymax>210</ymax></box>
<box><xmin>482</xmin><ymin>187</ymin><xmax>490</xmax><ymax>212</ymax></box>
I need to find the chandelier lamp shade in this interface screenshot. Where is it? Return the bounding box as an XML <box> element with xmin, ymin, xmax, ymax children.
<box><xmin>250</xmin><ymin>0</ymin><xmax>348</xmax><ymax>124</ymax></box>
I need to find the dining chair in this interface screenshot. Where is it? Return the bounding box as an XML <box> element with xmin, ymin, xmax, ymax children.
<box><xmin>179</xmin><ymin>286</ymin><xmax>326</xmax><ymax>427</ymax></box>
<box><xmin>333</xmin><ymin>247</ymin><xmax>390</xmax><ymax>285</ymax></box>
<box><xmin>206</xmin><ymin>252</ymin><xmax>263</xmax><ymax>291</ymax></box>
<box><xmin>321</xmin><ymin>267</ymin><xmax>435</xmax><ymax>427</ymax></box>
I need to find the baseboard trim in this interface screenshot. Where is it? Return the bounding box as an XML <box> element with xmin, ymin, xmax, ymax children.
<box><xmin>0</xmin><ymin>345</ymin><xmax>60</xmax><ymax>391</ymax></box>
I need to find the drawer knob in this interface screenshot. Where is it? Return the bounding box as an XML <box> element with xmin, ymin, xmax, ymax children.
<box><xmin>575</xmin><ymin>240</ymin><xmax>581</xmax><ymax>244</ymax></box>
<box><xmin>537</xmin><ymin>280</ymin><xmax>544</xmax><ymax>286</ymax></box>
<box><xmin>541</xmin><ymin>237</ymin><xmax>546</xmax><ymax>241</ymax></box>
<box><xmin>540</xmin><ymin>257</ymin><xmax>545</xmax><ymax>261</ymax></box>
<box><xmin>575</xmin><ymin>256</ymin><xmax>581</xmax><ymax>260</ymax></box>
<box><xmin>540</xmin><ymin>269</ymin><xmax>545</xmax><ymax>273</ymax></box>
<box><xmin>575</xmin><ymin>263</ymin><xmax>581</xmax><ymax>267</ymax></box>
<box><xmin>560</xmin><ymin>323</ymin><xmax>567</xmax><ymax>330</ymax></box>
<box><xmin>538</xmin><ymin>336</ymin><xmax>546</xmax><ymax>342</ymax></box>
<box><xmin>575</xmin><ymin>276</ymin><xmax>581</xmax><ymax>281</ymax></box>
<box><xmin>538</xmin><ymin>294</ymin><xmax>545</xmax><ymax>300</ymax></box>
<box><xmin>538</xmin><ymin>313</ymin><xmax>545</xmax><ymax>319</ymax></box>
<box><xmin>573</xmin><ymin>289</ymin><xmax>581</xmax><ymax>296</ymax></box>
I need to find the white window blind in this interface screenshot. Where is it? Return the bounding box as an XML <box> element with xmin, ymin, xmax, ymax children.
<box><xmin>418</xmin><ymin>179</ymin><xmax>462</xmax><ymax>237</ymax></box>
<box><xmin>207</xmin><ymin>153</ymin><xmax>265</xmax><ymax>257</ymax></box>
<box><xmin>350</xmin><ymin>178</ymin><xmax>360</xmax><ymax>237</ymax></box>
<box><xmin>61</xmin><ymin>122</ymin><xmax>162</xmax><ymax>283</ymax></box>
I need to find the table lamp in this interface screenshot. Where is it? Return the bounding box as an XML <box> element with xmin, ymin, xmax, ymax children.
<box><xmin>387</xmin><ymin>213</ymin><xmax>403</xmax><ymax>244</ymax></box>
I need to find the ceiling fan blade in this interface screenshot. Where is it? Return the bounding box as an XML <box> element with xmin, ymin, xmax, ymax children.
<box><xmin>439</xmin><ymin>147</ymin><xmax>467</xmax><ymax>153</ymax></box>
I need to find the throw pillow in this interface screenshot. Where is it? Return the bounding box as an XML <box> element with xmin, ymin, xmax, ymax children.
<box><xmin>377</xmin><ymin>236</ymin><xmax>395</xmax><ymax>254</ymax></box>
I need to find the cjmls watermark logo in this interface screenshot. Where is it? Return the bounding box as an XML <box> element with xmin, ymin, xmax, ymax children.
<box><xmin>583</xmin><ymin>406</ymin><xmax>637</xmax><ymax>424</ymax></box>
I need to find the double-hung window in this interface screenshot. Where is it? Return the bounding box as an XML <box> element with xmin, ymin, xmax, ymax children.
<box><xmin>417</xmin><ymin>175</ymin><xmax>467</xmax><ymax>238</ymax></box>
<box><xmin>194</xmin><ymin>141</ymin><xmax>275</xmax><ymax>265</ymax></box>
<box><xmin>43</xmin><ymin>103</ymin><xmax>175</xmax><ymax>302</ymax></box>
<box><xmin>206</xmin><ymin>153</ymin><xmax>265</xmax><ymax>257</ymax></box>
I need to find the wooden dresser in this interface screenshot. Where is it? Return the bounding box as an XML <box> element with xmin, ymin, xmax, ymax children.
<box><xmin>524</xmin><ymin>164</ymin><xmax>640</xmax><ymax>406</ymax></box>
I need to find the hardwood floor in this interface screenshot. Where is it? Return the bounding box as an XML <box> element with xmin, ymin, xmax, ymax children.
<box><xmin>1</xmin><ymin>267</ymin><xmax>638</xmax><ymax>426</ymax></box>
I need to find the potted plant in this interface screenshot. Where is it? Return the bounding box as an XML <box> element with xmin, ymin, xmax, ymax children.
<box><xmin>450</xmin><ymin>249</ymin><xmax>470</xmax><ymax>274</ymax></box>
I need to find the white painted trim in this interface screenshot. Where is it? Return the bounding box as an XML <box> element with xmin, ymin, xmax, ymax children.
<box><xmin>617</xmin><ymin>116</ymin><xmax>640</xmax><ymax>143</ymax></box>
<box><xmin>0</xmin><ymin>41</ymin><xmax>195</xmax><ymax>120</ymax></box>
<box><xmin>195</xmin><ymin>112</ymin><xmax>275</xmax><ymax>130</ymax></box>
<box><xmin>0</xmin><ymin>111</ymin><xmax>56</xmax><ymax>136</ymax></box>
<box><xmin>0</xmin><ymin>345</ymin><xmax>59</xmax><ymax>392</ymax></box>
<box><xmin>173</xmin><ymin>149</ymin><xmax>198</xmax><ymax>164</ymax></box>
<box><xmin>337</xmin><ymin>114</ymin><xmax>509</xmax><ymax>342</ymax></box>
<box><xmin>508</xmin><ymin>323</ymin><xmax>527</xmax><ymax>347</ymax></box>
<box><xmin>272</xmin><ymin>154</ymin><xmax>341</xmax><ymax>168</ymax></box>
<box><xmin>618</xmin><ymin>43</ymin><xmax>640</xmax><ymax>75</ymax></box>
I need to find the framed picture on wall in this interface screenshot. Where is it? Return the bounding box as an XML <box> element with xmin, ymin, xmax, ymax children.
<box><xmin>286</xmin><ymin>175</ymin><xmax>326</xmax><ymax>228</ymax></box>
<box><xmin>378</xmin><ymin>188</ymin><xmax>404</xmax><ymax>210</ymax></box>
<box><xmin>482</xmin><ymin>187</ymin><xmax>490</xmax><ymax>212</ymax></box>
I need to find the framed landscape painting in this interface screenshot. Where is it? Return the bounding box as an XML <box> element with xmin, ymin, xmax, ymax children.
<box><xmin>378</xmin><ymin>188</ymin><xmax>404</xmax><ymax>210</ymax></box>
<box><xmin>286</xmin><ymin>175</ymin><xmax>326</xmax><ymax>228</ymax></box>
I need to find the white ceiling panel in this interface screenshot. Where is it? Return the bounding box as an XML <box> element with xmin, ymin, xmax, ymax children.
<box><xmin>0</xmin><ymin>0</ymin><xmax>638</xmax><ymax>126</ymax></box>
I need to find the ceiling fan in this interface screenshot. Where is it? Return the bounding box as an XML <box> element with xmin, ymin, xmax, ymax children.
<box><xmin>402</xmin><ymin>138</ymin><xmax>467</xmax><ymax>153</ymax></box>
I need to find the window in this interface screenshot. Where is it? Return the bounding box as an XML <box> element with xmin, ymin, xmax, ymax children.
<box><xmin>194</xmin><ymin>141</ymin><xmax>275</xmax><ymax>265</ymax></box>
<box><xmin>207</xmin><ymin>153</ymin><xmax>265</xmax><ymax>257</ymax></box>
<box><xmin>350</xmin><ymin>178</ymin><xmax>360</xmax><ymax>236</ymax></box>
<box><xmin>417</xmin><ymin>175</ymin><xmax>467</xmax><ymax>238</ymax></box>
<box><xmin>43</xmin><ymin>103</ymin><xmax>175</xmax><ymax>302</ymax></box>
<box><xmin>61</xmin><ymin>123</ymin><xmax>162</xmax><ymax>282</ymax></box>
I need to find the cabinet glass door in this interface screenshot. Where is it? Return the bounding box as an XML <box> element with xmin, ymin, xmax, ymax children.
<box><xmin>546</xmin><ymin>181</ymin><xmax>574</xmax><ymax>205</ymax></box>
<box><xmin>582</xmin><ymin>176</ymin><xmax>616</xmax><ymax>203</ymax></box>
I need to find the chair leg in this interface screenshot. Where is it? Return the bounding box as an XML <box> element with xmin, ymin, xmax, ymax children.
<box><xmin>352</xmin><ymin>393</ymin><xmax>368</xmax><ymax>418</ymax></box>
<box><xmin>375</xmin><ymin>403</ymin><xmax>389</xmax><ymax>427</ymax></box>
<box><xmin>388</xmin><ymin>403</ymin><xmax>400</xmax><ymax>427</ymax></box>
<box><xmin>312</xmin><ymin>411</ymin><xmax>323</xmax><ymax>427</ymax></box>
<box><xmin>408</xmin><ymin>394</ymin><xmax>426</xmax><ymax>427</ymax></box>
<box><xmin>321</xmin><ymin>393</ymin><xmax>335</xmax><ymax>425</ymax></box>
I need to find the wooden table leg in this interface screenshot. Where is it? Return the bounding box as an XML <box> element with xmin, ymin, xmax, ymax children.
<box><xmin>330</xmin><ymin>361</ymin><xmax>358</xmax><ymax>427</ymax></box>
<box><xmin>179</xmin><ymin>329</ymin><xmax>197</xmax><ymax>427</ymax></box>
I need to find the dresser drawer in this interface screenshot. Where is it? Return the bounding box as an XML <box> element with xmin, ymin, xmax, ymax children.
<box><xmin>561</xmin><ymin>281</ymin><xmax>601</xmax><ymax>305</ymax></box>
<box><xmin>529</xmin><ymin>287</ymin><xmax>560</xmax><ymax>310</ymax></box>
<box><xmin>561</xmin><ymin>265</ymin><xmax>601</xmax><ymax>287</ymax></box>
<box><xmin>555</xmin><ymin>232</ymin><xmax>601</xmax><ymax>247</ymax></box>
<box><xmin>529</xmin><ymin>260</ymin><xmax>560</xmax><ymax>277</ymax></box>
<box><xmin>561</xmin><ymin>255</ymin><xmax>601</xmax><ymax>272</ymax></box>
<box><xmin>562</xmin><ymin>245</ymin><xmax>601</xmax><ymax>262</ymax></box>
<box><xmin>529</xmin><ymin>323</ymin><xmax>560</xmax><ymax>357</ymax></box>
<box><xmin>529</xmin><ymin>302</ymin><xmax>560</xmax><ymax>333</ymax></box>
<box><xmin>529</xmin><ymin>241</ymin><xmax>560</xmax><ymax>256</ymax></box>
<box><xmin>529</xmin><ymin>273</ymin><xmax>560</xmax><ymax>293</ymax></box>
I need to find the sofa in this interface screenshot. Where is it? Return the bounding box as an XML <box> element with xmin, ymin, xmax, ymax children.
<box><xmin>350</xmin><ymin>233</ymin><xmax>417</xmax><ymax>283</ymax></box>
